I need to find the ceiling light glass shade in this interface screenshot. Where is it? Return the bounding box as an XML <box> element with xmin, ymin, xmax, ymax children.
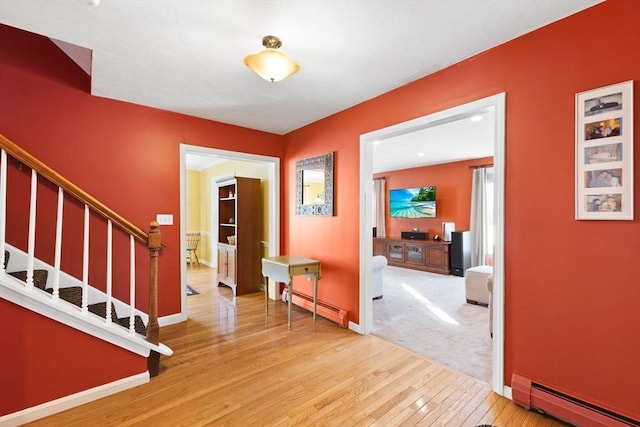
<box><xmin>244</xmin><ymin>36</ymin><xmax>299</xmax><ymax>82</ymax></box>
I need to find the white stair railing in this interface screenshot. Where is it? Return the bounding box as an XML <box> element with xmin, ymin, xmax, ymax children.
<box><xmin>0</xmin><ymin>139</ymin><xmax>159</xmax><ymax>337</ymax></box>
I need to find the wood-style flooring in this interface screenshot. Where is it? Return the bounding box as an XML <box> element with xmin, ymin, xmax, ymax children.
<box><xmin>26</xmin><ymin>265</ymin><xmax>565</xmax><ymax>426</ymax></box>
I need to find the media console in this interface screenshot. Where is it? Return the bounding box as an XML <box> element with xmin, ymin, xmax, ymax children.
<box><xmin>373</xmin><ymin>237</ymin><xmax>451</xmax><ymax>275</ymax></box>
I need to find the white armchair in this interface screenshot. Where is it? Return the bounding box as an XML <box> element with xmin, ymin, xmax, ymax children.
<box><xmin>372</xmin><ymin>255</ymin><xmax>388</xmax><ymax>299</ymax></box>
<box><xmin>487</xmin><ymin>275</ymin><xmax>494</xmax><ymax>337</ymax></box>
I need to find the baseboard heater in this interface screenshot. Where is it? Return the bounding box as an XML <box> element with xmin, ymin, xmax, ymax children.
<box><xmin>290</xmin><ymin>290</ymin><xmax>349</xmax><ymax>328</ymax></box>
<box><xmin>512</xmin><ymin>373</ymin><xmax>638</xmax><ymax>427</ymax></box>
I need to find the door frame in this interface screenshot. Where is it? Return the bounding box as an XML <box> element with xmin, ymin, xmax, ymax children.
<box><xmin>178</xmin><ymin>143</ymin><xmax>280</xmax><ymax>321</ymax></box>
<box><xmin>357</xmin><ymin>93</ymin><xmax>506</xmax><ymax>394</ymax></box>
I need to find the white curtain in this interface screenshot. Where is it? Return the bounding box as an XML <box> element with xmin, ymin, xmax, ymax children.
<box><xmin>470</xmin><ymin>168</ymin><xmax>489</xmax><ymax>266</ymax></box>
<box><xmin>373</xmin><ymin>178</ymin><xmax>386</xmax><ymax>238</ymax></box>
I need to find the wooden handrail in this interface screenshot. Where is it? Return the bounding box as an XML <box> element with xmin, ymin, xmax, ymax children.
<box><xmin>0</xmin><ymin>134</ymin><xmax>149</xmax><ymax>244</ymax></box>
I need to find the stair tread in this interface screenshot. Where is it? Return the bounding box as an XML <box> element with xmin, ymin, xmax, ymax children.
<box><xmin>115</xmin><ymin>316</ymin><xmax>147</xmax><ymax>336</ymax></box>
<box><xmin>88</xmin><ymin>301</ymin><xmax>147</xmax><ymax>336</ymax></box>
<box><xmin>8</xmin><ymin>269</ymin><xmax>49</xmax><ymax>290</ymax></box>
<box><xmin>45</xmin><ymin>286</ymin><xmax>83</xmax><ymax>307</ymax></box>
<box><xmin>6</xmin><ymin>263</ymin><xmax>146</xmax><ymax>336</ymax></box>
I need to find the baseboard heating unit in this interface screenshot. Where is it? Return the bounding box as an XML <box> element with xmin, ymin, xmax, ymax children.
<box><xmin>512</xmin><ymin>373</ymin><xmax>639</xmax><ymax>427</ymax></box>
<box><xmin>291</xmin><ymin>291</ymin><xmax>349</xmax><ymax>328</ymax></box>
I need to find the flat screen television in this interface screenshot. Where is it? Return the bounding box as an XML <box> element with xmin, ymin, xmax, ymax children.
<box><xmin>389</xmin><ymin>186</ymin><xmax>436</xmax><ymax>218</ymax></box>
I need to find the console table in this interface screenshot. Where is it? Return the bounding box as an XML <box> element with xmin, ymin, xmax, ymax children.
<box><xmin>261</xmin><ymin>256</ymin><xmax>321</xmax><ymax>330</ymax></box>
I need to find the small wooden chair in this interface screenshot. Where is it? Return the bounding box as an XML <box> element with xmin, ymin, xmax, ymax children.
<box><xmin>186</xmin><ymin>232</ymin><xmax>200</xmax><ymax>267</ymax></box>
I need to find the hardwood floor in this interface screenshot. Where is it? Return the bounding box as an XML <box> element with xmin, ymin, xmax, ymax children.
<box><xmin>27</xmin><ymin>265</ymin><xmax>565</xmax><ymax>426</ymax></box>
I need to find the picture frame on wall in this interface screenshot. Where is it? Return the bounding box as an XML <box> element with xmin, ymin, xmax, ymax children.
<box><xmin>575</xmin><ymin>80</ymin><xmax>634</xmax><ymax>220</ymax></box>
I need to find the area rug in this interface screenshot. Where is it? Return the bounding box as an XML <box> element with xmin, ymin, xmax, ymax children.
<box><xmin>373</xmin><ymin>265</ymin><xmax>492</xmax><ymax>383</ymax></box>
<box><xmin>186</xmin><ymin>285</ymin><xmax>199</xmax><ymax>296</ymax></box>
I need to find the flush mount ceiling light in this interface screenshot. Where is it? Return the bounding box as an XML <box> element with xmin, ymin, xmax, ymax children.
<box><xmin>243</xmin><ymin>35</ymin><xmax>300</xmax><ymax>82</ymax></box>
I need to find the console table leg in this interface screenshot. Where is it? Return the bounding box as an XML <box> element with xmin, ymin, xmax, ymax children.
<box><xmin>288</xmin><ymin>281</ymin><xmax>292</xmax><ymax>330</ymax></box>
<box><xmin>313</xmin><ymin>275</ymin><xmax>317</xmax><ymax>323</ymax></box>
<box><xmin>264</xmin><ymin>276</ymin><xmax>268</xmax><ymax>315</ymax></box>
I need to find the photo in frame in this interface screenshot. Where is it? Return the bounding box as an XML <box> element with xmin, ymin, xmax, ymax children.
<box><xmin>576</xmin><ymin>80</ymin><xmax>634</xmax><ymax>220</ymax></box>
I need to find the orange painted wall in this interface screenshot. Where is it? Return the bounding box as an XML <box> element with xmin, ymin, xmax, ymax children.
<box><xmin>283</xmin><ymin>0</ymin><xmax>640</xmax><ymax>419</ymax></box>
<box><xmin>0</xmin><ymin>24</ymin><xmax>282</xmax><ymax>415</ymax></box>
<box><xmin>375</xmin><ymin>157</ymin><xmax>493</xmax><ymax>238</ymax></box>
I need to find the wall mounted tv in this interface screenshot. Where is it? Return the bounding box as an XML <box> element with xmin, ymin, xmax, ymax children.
<box><xmin>389</xmin><ymin>186</ymin><xmax>436</xmax><ymax>218</ymax></box>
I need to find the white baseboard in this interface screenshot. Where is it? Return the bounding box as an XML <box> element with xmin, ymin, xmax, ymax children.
<box><xmin>503</xmin><ymin>385</ymin><xmax>513</xmax><ymax>400</ymax></box>
<box><xmin>348</xmin><ymin>321</ymin><xmax>363</xmax><ymax>334</ymax></box>
<box><xmin>0</xmin><ymin>372</ymin><xmax>149</xmax><ymax>426</ymax></box>
<box><xmin>159</xmin><ymin>311</ymin><xmax>186</xmax><ymax>326</ymax></box>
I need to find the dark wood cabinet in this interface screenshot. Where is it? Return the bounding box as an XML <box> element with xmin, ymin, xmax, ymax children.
<box><xmin>216</xmin><ymin>176</ymin><xmax>262</xmax><ymax>295</ymax></box>
<box><xmin>373</xmin><ymin>238</ymin><xmax>387</xmax><ymax>256</ymax></box>
<box><xmin>373</xmin><ymin>237</ymin><xmax>451</xmax><ymax>275</ymax></box>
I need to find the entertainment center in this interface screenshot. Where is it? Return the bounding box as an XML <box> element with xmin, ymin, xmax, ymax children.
<box><xmin>373</xmin><ymin>237</ymin><xmax>451</xmax><ymax>275</ymax></box>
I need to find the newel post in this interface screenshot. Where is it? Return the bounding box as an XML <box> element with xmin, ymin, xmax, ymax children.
<box><xmin>147</xmin><ymin>220</ymin><xmax>161</xmax><ymax>377</ymax></box>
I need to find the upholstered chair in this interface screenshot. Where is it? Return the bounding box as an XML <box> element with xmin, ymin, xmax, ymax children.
<box><xmin>487</xmin><ymin>275</ymin><xmax>494</xmax><ymax>337</ymax></box>
<box><xmin>372</xmin><ymin>255</ymin><xmax>388</xmax><ymax>299</ymax></box>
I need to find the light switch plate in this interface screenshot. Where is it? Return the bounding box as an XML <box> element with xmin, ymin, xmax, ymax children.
<box><xmin>156</xmin><ymin>214</ymin><xmax>173</xmax><ymax>225</ymax></box>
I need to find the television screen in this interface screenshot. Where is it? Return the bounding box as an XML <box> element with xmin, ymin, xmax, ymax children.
<box><xmin>389</xmin><ymin>186</ymin><xmax>436</xmax><ymax>218</ymax></box>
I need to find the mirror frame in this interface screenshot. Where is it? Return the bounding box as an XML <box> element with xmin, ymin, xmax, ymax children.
<box><xmin>296</xmin><ymin>152</ymin><xmax>334</xmax><ymax>216</ymax></box>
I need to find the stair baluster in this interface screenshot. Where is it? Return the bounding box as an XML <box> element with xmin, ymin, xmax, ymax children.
<box><xmin>52</xmin><ymin>187</ymin><xmax>64</xmax><ymax>301</ymax></box>
<box><xmin>128</xmin><ymin>234</ymin><xmax>136</xmax><ymax>335</ymax></box>
<box><xmin>26</xmin><ymin>168</ymin><xmax>37</xmax><ymax>288</ymax></box>
<box><xmin>82</xmin><ymin>204</ymin><xmax>89</xmax><ymax>313</ymax></box>
<box><xmin>0</xmin><ymin>149</ymin><xmax>6</xmax><ymax>273</ymax></box>
<box><xmin>106</xmin><ymin>220</ymin><xmax>113</xmax><ymax>325</ymax></box>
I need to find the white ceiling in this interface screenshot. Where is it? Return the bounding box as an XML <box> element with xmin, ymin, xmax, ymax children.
<box><xmin>0</xmin><ymin>0</ymin><xmax>602</xmax><ymax>172</ymax></box>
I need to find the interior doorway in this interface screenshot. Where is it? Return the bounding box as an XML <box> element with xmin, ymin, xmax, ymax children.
<box><xmin>178</xmin><ymin>144</ymin><xmax>280</xmax><ymax>322</ymax></box>
<box><xmin>358</xmin><ymin>93</ymin><xmax>506</xmax><ymax>394</ymax></box>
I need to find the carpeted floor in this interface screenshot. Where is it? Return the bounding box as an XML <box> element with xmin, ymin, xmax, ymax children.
<box><xmin>373</xmin><ymin>265</ymin><xmax>492</xmax><ymax>383</ymax></box>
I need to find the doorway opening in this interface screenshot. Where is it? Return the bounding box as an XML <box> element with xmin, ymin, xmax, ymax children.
<box><xmin>358</xmin><ymin>93</ymin><xmax>506</xmax><ymax>394</ymax></box>
<box><xmin>178</xmin><ymin>144</ymin><xmax>280</xmax><ymax>322</ymax></box>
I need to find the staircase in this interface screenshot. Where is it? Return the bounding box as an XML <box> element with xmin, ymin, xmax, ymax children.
<box><xmin>5</xmin><ymin>248</ymin><xmax>148</xmax><ymax>335</ymax></box>
<box><xmin>0</xmin><ymin>134</ymin><xmax>171</xmax><ymax>379</ymax></box>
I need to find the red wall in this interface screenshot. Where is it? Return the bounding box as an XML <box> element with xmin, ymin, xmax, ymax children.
<box><xmin>283</xmin><ymin>0</ymin><xmax>640</xmax><ymax>419</ymax></box>
<box><xmin>375</xmin><ymin>157</ymin><xmax>493</xmax><ymax>238</ymax></box>
<box><xmin>2</xmin><ymin>0</ymin><xmax>640</xmax><ymax>420</ymax></box>
<box><xmin>0</xmin><ymin>24</ymin><xmax>282</xmax><ymax>415</ymax></box>
<box><xmin>0</xmin><ymin>299</ymin><xmax>146</xmax><ymax>415</ymax></box>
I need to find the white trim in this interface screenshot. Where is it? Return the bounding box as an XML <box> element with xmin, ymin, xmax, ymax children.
<box><xmin>158</xmin><ymin>311</ymin><xmax>186</xmax><ymax>326</ymax></box>
<box><xmin>0</xmin><ymin>273</ymin><xmax>172</xmax><ymax>356</ymax></box>
<box><xmin>1</xmin><ymin>244</ymin><xmax>172</xmax><ymax>356</ymax></box>
<box><xmin>211</xmin><ymin>176</ymin><xmax>220</xmax><ymax>267</ymax></box>
<box><xmin>503</xmin><ymin>385</ymin><xmax>513</xmax><ymax>400</ymax></box>
<box><xmin>179</xmin><ymin>143</ymin><xmax>280</xmax><ymax>320</ymax></box>
<box><xmin>0</xmin><ymin>372</ymin><xmax>149</xmax><ymax>427</ymax></box>
<box><xmin>358</xmin><ymin>93</ymin><xmax>506</xmax><ymax>395</ymax></box>
<box><xmin>348</xmin><ymin>320</ymin><xmax>363</xmax><ymax>334</ymax></box>
<box><xmin>491</xmin><ymin>93</ymin><xmax>506</xmax><ymax>394</ymax></box>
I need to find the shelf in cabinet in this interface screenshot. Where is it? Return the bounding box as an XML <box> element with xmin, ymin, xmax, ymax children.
<box><xmin>220</xmin><ymin>223</ymin><xmax>236</xmax><ymax>227</ymax></box>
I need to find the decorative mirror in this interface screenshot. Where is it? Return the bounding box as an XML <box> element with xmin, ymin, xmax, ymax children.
<box><xmin>296</xmin><ymin>152</ymin><xmax>334</xmax><ymax>216</ymax></box>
